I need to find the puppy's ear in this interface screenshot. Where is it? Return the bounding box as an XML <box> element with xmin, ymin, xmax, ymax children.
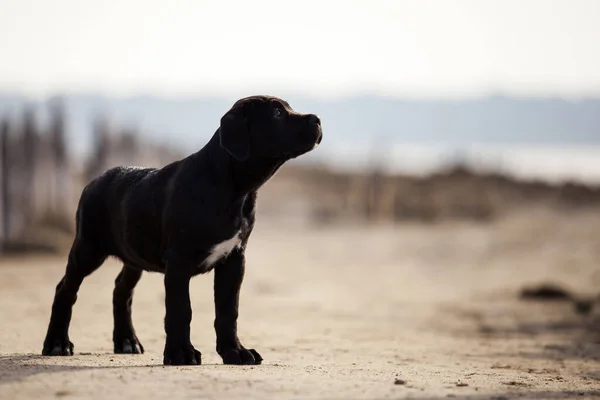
<box><xmin>219</xmin><ymin>108</ymin><xmax>250</xmax><ymax>161</ymax></box>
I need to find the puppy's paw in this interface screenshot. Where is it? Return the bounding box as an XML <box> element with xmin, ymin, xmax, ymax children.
<box><xmin>114</xmin><ymin>337</ymin><xmax>144</xmax><ymax>354</ymax></box>
<box><xmin>221</xmin><ymin>347</ymin><xmax>263</xmax><ymax>365</ymax></box>
<box><xmin>42</xmin><ymin>338</ymin><xmax>74</xmax><ymax>356</ymax></box>
<box><xmin>163</xmin><ymin>344</ymin><xmax>201</xmax><ymax>365</ymax></box>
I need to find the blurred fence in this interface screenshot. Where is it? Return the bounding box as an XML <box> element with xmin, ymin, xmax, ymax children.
<box><xmin>0</xmin><ymin>99</ymin><xmax>182</xmax><ymax>255</ymax></box>
<box><xmin>0</xmin><ymin>100</ymin><xmax>70</xmax><ymax>253</ymax></box>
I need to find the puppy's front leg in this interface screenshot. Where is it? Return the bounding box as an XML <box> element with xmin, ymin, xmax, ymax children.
<box><xmin>163</xmin><ymin>255</ymin><xmax>201</xmax><ymax>365</ymax></box>
<box><xmin>214</xmin><ymin>250</ymin><xmax>263</xmax><ymax>365</ymax></box>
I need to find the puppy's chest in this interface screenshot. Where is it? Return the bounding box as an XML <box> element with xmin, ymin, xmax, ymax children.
<box><xmin>196</xmin><ymin>197</ymin><xmax>255</xmax><ymax>272</ymax></box>
<box><xmin>203</xmin><ymin>231</ymin><xmax>243</xmax><ymax>268</ymax></box>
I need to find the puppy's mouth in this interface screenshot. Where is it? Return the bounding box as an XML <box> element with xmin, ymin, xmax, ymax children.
<box><xmin>306</xmin><ymin>128</ymin><xmax>323</xmax><ymax>151</ymax></box>
<box><xmin>309</xmin><ymin>131</ymin><xmax>323</xmax><ymax>153</ymax></box>
<box><xmin>286</xmin><ymin>135</ymin><xmax>322</xmax><ymax>159</ymax></box>
<box><xmin>315</xmin><ymin>130</ymin><xmax>323</xmax><ymax>146</ymax></box>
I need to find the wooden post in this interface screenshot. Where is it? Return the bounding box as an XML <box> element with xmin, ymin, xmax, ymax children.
<box><xmin>22</xmin><ymin>106</ymin><xmax>38</xmax><ymax>228</ymax></box>
<box><xmin>49</xmin><ymin>98</ymin><xmax>68</xmax><ymax>216</ymax></box>
<box><xmin>1</xmin><ymin>119</ymin><xmax>11</xmax><ymax>247</ymax></box>
<box><xmin>87</xmin><ymin>116</ymin><xmax>110</xmax><ymax>182</ymax></box>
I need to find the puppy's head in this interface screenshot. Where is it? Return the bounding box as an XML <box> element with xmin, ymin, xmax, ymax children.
<box><xmin>219</xmin><ymin>95</ymin><xmax>322</xmax><ymax>161</ymax></box>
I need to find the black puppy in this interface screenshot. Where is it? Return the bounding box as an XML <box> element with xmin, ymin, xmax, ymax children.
<box><xmin>41</xmin><ymin>95</ymin><xmax>322</xmax><ymax>365</ymax></box>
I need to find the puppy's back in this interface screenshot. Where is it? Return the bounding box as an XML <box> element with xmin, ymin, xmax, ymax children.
<box><xmin>74</xmin><ymin>166</ymin><xmax>156</xmax><ymax>252</ymax></box>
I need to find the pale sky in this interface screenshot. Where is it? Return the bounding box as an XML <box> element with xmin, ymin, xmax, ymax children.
<box><xmin>0</xmin><ymin>0</ymin><xmax>599</xmax><ymax>99</ymax></box>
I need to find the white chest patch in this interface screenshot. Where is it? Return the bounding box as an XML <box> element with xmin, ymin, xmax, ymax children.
<box><xmin>203</xmin><ymin>231</ymin><xmax>242</xmax><ymax>267</ymax></box>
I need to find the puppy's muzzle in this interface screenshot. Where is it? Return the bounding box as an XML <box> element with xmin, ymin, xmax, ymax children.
<box><xmin>284</xmin><ymin>113</ymin><xmax>323</xmax><ymax>159</ymax></box>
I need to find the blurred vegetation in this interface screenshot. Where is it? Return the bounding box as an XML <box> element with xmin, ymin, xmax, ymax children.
<box><xmin>266</xmin><ymin>163</ymin><xmax>600</xmax><ymax>225</ymax></box>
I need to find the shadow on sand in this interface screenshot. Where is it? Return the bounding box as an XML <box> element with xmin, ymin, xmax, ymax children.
<box><xmin>0</xmin><ymin>354</ymin><xmax>157</xmax><ymax>384</ymax></box>
<box><xmin>409</xmin><ymin>391</ymin><xmax>600</xmax><ymax>400</ymax></box>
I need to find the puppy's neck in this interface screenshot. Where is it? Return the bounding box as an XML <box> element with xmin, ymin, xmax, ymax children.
<box><xmin>198</xmin><ymin>132</ymin><xmax>285</xmax><ymax>199</ymax></box>
<box><xmin>228</xmin><ymin>156</ymin><xmax>285</xmax><ymax>196</ymax></box>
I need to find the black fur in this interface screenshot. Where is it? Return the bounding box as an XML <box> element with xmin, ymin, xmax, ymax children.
<box><xmin>41</xmin><ymin>95</ymin><xmax>322</xmax><ymax>365</ymax></box>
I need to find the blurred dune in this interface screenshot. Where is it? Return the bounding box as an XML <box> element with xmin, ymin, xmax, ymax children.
<box><xmin>259</xmin><ymin>163</ymin><xmax>600</xmax><ymax>225</ymax></box>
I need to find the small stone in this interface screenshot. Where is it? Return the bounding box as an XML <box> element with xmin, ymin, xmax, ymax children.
<box><xmin>574</xmin><ymin>300</ymin><xmax>594</xmax><ymax>315</ymax></box>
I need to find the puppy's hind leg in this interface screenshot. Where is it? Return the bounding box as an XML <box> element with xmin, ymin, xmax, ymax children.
<box><xmin>113</xmin><ymin>265</ymin><xmax>144</xmax><ymax>354</ymax></box>
<box><xmin>42</xmin><ymin>238</ymin><xmax>107</xmax><ymax>356</ymax></box>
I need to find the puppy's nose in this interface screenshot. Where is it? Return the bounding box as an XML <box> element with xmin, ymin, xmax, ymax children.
<box><xmin>307</xmin><ymin>114</ymin><xmax>321</xmax><ymax>126</ymax></box>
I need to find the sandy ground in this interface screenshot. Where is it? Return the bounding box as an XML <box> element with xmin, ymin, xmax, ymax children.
<box><xmin>1</xmin><ymin>210</ymin><xmax>600</xmax><ymax>400</ymax></box>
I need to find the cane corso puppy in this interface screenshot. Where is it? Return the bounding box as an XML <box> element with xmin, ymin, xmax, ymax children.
<box><xmin>41</xmin><ymin>95</ymin><xmax>323</xmax><ymax>365</ymax></box>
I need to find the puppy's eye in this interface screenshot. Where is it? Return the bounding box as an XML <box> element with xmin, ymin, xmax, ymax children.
<box><xmin>273</xmin><ymin>108</ymin><xmax>282</xmax><ymax>119</ymax></box>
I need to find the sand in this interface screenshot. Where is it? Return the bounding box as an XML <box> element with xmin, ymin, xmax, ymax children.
<box><xmin>1</xmin><ymin>210</ymin><xmax>600</xmax><ymax>399</ymax></box>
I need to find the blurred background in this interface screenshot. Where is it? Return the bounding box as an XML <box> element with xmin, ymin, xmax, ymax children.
<box><xmin>2</xmin><ymin>2</ymin><xmax>600</xmax><ymax>397</ymax></box>
<box><xmin>0</xmin><ymin>0</ymin><xmax>599</xmax><ymax>252</ymax></box>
